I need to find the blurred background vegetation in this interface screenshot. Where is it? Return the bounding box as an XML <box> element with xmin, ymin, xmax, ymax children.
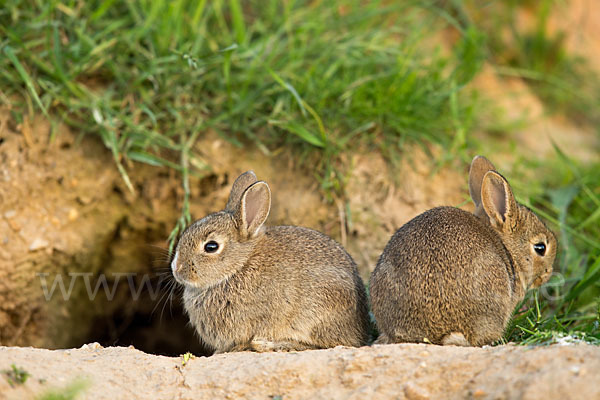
<box><xmin>1</xmin><ymin>0</ymin><xmax>598</xmax><ymax>345</ymax></box>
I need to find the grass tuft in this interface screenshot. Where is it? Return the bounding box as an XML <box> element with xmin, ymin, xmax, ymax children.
<box><xmin>37</xmin><ymin>379</ymin><xmax>88</xmax><ymax>400</ymax></box>
<box><xmin>0</xmin><ymin>0</ymin><xmax>486</xmax><ymax>244</ymax></box>
<box><xmin>3</xmin><ymin>364</ymin><xmax>30</xmax><ymax>387</ymax></box>
<box><xmin>504</xmin><ymin>148</ymin><xmax>600</xmax><ymax>344</ymax></box>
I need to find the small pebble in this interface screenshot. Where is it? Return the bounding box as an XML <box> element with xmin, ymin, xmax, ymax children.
<box><xmin>77</xmin><ymin>196</ymin><xmax>92</xmax><ymax>205</ymax></box>
<box><xmin>570</xmin><ymin>365</ymin><xmax>580</xmax><ymax>376</ymax></box>
<box><xmin>7</xmin><ymin>219</ymin><xmax>21</xmax><ymax>231</ymax></box>
<box><xmin>404</xmin><ymin>383</ymin><xmax>430</xmax><ymax>400</ymax></box>
<box><xmin>80</xmin><ymin>342</ymin><xmax>103</xmax><ymax>350</ymax></box>
<box><xmin>68</xmin><ymin>208</ymin><xmax>79</xmax><ymax>221</ymax></box>
<box><xmin>29</xmin><ymin>238</ymin><xmax>49</xmax><ymax>251</ymax></box>
<box><xmin>4</xmin><ymin>210</ymin><xmax>16</xmax><ymax>218</ymax></box>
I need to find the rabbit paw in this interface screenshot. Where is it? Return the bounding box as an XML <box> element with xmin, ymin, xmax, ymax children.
<box><xmin>250</xmin><ymin>339</ymin><xmax>315</xmax><ymax>352</ymax></box>
<box><xmin>441</xmin><ymin>332</ymin><xmax>471</xmax><ymax>346</ymax></box>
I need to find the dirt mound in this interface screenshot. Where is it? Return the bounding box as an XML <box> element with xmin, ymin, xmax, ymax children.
<box><xmin>0</xmin><ymin>109</ymin><xmax>194</xmax><ymax>353</ymax></box>
<box><xmin>1</xmin><ymin>343</ymin><xmax>598</xmax><ymax>399</ymax></box>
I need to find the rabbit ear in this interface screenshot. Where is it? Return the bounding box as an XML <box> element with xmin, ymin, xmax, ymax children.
<box><xmin>226</xmin><ymin>171</ymin><xmax>258</xmax><ymax>211</ymax></box>
<box><xmin>238</xmin><ymin>181</ymin><xmax>271</xmax><ymax>238</ymax></box>
<box><xmin>481</xmin><ymin>171</ymin><xmax>517</xmax><ymax>230</ymax></box>
<box><xmin>469</xmin><ymin>156</ymin><xmax>497</xmax><ymax>215</ymax></box>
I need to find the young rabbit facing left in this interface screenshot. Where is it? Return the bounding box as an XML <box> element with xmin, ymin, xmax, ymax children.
<box><xmin>171</xmin><ymin>171</ymin><xmax>370</xmax><ymax>354</ymax></box>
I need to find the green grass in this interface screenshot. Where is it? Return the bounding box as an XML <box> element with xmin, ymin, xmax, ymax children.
<box><xmin>0</xmin><ymin>0</ymin><xmax>489</xmax><ymax>256</ymax></box>
<box><xmin>1</xmin><ymin>0</ymin><xmax>599</xmax><ymax>344</ymax></box>
<box><xmin>3</xmin><ymin>364</ymin><xmax>30</xmax><ymax>387</ymax></box>
<box><xmin>0</xmin><ymin>0</ymin><xmax>485</xmax><ymax>252</ymax></box>
<box><xmin>503</xmin><ymin>149</ymin><xmax>600</xmax><ymax>345</ymax></box>
<box><xmin>37</xmin><ymin>379</ymin><xmax>88</xmax><ymax>400</ymax></box>
<box><xmin>453</xmin><ymin>0</ymin><xmax>600</xmax><ymax>345</ymax></box>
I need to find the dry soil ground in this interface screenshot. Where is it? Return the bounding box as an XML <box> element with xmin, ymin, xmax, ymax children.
<box><xmin>1</xmin><ymin>342</ymin><xmax>599</xmax><ymax>399</ymax></box>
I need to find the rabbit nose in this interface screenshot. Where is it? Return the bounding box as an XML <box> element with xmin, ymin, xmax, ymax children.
<box><xmin>171</xmin><ymin>252</ymin><xmax>179</xmax><ymax>273</ymax></box>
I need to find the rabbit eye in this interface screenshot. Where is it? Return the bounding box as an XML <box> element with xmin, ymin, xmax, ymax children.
<box><xmin>533</xmin><ymin>242</ymin><xmax>546</xmax><ymax>256</ymax></box>
<box><xmin>204</xmin><ymin>241</ymin><xmax>219</xmax><ymax>253</ymax></box>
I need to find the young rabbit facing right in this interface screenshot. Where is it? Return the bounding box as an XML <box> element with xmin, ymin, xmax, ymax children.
<box><xmin>172</xmin><ymin>171</ymin><xmax>370</xmax><ymax>354</ymax></box>
<box><xmin>370</xmin><ymin>156</ymin><xmax>557</xmax><ymax>346</ymax></box>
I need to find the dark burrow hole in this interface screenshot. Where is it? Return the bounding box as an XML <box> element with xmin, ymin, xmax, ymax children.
<box><xmin>51</xmin><ymin>279</ymin><xmax>212</xmax><ymax>356</ymax></box>
<box><xmin>83</xmin><ymin>278</ymin><xmax>211</xmax><ymax>357</ymax></box>
<box><xmin>56</xmin><ymin>225</ymin><xmax>213</xmax><ymax>357</ymax></box>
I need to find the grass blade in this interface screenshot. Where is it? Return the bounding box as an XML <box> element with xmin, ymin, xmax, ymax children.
<box><xmin>4</xmin><ymin>46</ymin><xmax>48</xmax><ymax>117</ymax></box>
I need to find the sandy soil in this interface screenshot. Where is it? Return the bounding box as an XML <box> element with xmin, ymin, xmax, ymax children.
<box><xmin>1</xmin><ymin>342</ymin><xmax>599</xmax><ymax>399</ymax></box>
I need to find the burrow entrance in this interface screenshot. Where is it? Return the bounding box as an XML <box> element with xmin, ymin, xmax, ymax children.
<box><xmin>38</xmin><ymin>219</ymin><xmax>213</xmax><ymax>357</ymax></box>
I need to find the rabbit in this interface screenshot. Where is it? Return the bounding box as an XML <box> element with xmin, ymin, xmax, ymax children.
<box><xmin>171</xmin><ymin>170</ymin><xmax>370</xmax><ymax>354</ymax></box>
<box><xmin>370</xmin><ymin>156</ymin><xmax>557</xmax><ymax>346</ymax></box>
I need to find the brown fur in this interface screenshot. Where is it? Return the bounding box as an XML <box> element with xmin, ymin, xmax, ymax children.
<box><xmin>370</xmin><ymin>156</ymin><xmax>557</xmax><ymax>346</ymax></box>
<box><xmin>172</xmin><ymin>171</ymin><xmax>369</xmax><ymax>354</ymax></box>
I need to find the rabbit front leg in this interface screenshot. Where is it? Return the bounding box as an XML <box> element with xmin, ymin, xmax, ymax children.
<box><xmin>215</xmin><ymin>342</ymin><xmax>255</xmax><ymax>354</ymax></box>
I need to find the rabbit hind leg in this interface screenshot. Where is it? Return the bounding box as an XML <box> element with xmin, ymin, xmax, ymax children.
<box><xmin>250</xmin><ymin>338</ymin><xmax>318</xmax><ymax>352</ymax></box>
<box><xmin>374</xmin><ymin>332</ymin><xmax>391</xmax><ymax>344</ymax></box>
<box><xmin>441</xmin><ymin>332</ymin><xmax>471</xmax><ymax>346</ymax></box>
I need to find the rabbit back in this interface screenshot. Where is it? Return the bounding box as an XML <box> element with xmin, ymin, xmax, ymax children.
<box><xmin>370</xmin><ymin>206</ymin><xmax>518</xmax><ymax>346</ymax></box>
